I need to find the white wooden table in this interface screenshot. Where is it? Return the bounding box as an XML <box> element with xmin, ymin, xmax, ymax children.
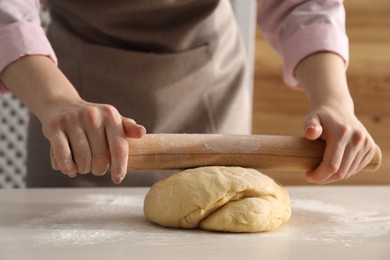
<box><xmin>0</xmin><ymin>186</ymin><xmax>389</xmax><ymax>260</ymax></box>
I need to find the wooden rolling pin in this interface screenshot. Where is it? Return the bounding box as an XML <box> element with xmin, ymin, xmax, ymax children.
<box><xmin>126</xmin><ymin>134</ymin><xmax>382</xmax><ymax>172</ymax></box>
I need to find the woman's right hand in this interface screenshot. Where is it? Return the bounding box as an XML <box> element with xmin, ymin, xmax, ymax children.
<box><xmin>1</xmin><ymin>55</ymin><xmax>146</xmax><ymax>184</ymax></box>
<box><xmin>42</xmin><ymin>100</ymin><xmax>146</xmax><ymax>184</ymax></box>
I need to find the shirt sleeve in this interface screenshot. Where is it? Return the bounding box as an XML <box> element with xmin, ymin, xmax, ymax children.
<box><xmin>0</xmin><ymin>0</ymin><xmax>57</xmax><ymax>94</ymax></box>
<box><xmin>256</xmin><ymin>0</ymin><xmax>349</xmax><ymax>88</ymax></box>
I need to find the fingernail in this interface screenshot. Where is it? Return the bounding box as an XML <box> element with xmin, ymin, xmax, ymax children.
<box><xmin>139</xmin><ymin>125</ymin><xmax>147</xmax><ymax>136</ymax></box>
<box><xmin>114</xmin><ymin>175</ymin><xmax>125</xmax><ymax>184</ymax></box>
<box><xmin>51</xmin><ymin>159</ymin><xmax>59</xmax><ymax>170</ymax></box>
<box><xmin>305</xmin><ymin>125</ymin><xmax>315</xmax><ymax>132</ymax></box>
<box><xmin>50</xmin><ymin>148</ymin><xmax>59</xmax><ymax>170</ymax></box>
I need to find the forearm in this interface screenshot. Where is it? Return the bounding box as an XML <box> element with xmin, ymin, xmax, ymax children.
<box><xmin>295</xmin><ymin>52</ymin><xmax>354</xmax><ymax>112</ymax></box>
<box><xmin>294</xmin><ymin>52</ymin><xmax>376</xmax><ymax>184</ymax></box>
<box><xmin>0</xmin><ymin>55</ymin><xmax>81</xmax><ymax>121</ymax></box>
<box><xmin>0</xmin><ymin>54</ymin><xmax>145</xmax><ymax>184</ymax></box>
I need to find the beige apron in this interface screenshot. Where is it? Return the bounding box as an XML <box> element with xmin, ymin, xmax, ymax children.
<box><xmin>26</xmin><ymin>0</ymin><xmax>251</xmax><ymax>187</ymax></box>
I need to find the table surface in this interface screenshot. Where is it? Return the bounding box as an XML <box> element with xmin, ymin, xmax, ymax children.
<box><xmin>0</xmin><ymin>186</ymin><xmax>389</xmax><ymax>260</ymax></box>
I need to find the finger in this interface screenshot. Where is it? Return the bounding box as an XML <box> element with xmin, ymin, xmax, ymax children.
<box><xmin>50</xmin><ymin>147</ymin><xmax>58</xmax><ymax>170</ymax></box>
<box><xmin>304</xmin><ymin>114</ymin><xmax>323</xmax><ymax>141</ymax></box>
<box><xmin>343</xmin><ymin>142</ymin><xmax>371</xmax><ymax>180</ymax></box>
<box><xmin>321</xmin><ymin>147</ymin><xmax>367</xmax><ymax>184</ymax></box>
<box><xmin>335</xmin><ymin>143</ymin><xmax>361</xmax><ymax>180</ymax></box>
<box><xmin>84</xmin><ymin>125</ymin><xmax>110</xmax><ymax>176</ymax></box>
<box><xmin>66</xmin><ymin>127</ymin><xmax>92</xmax><ymax>174</ymax></box>
<box><xmin>122</xmin><ymin>117</ymin><xmax>146</xmax><ymax>138</ymax></box>
<box><xmin>106</xmin><ymin>118</ymin><xmax>129</xmax><ymax>184</ymax></box>
<box><xmin>107</xmin><ymin>135</ymin><xmax>128</xmax><ymax>184</ymax></box>
<box><xmin>50</xmin><ymin>131</ymin><xmax>77</xmax><ymax>177</ymax></box>
<box><xmin>306</xmin><ymin>138</ymin><xmax>346</xmax><ymax>184</ymax></box>
<box><xmin>90</xmin><ymin>142</ymin><xmax>110</xmax><ymax>176</ymax></box>
<box><xmin>340</xmin><ymin>131</ymin><xmax>375</xmax><ymax>179</ymax></box>
<box><xmin>321</xmin><ymin>147</ymin><xmax>362</xmax><ymax>184</ymax></box>
<box><xmin>353</xmin><ymin>140</ymin><xmax>377</xmax><ymax>174</ymax></box>
<box><xmin>346</xmin><ymin>154</ymin><xmax>364</xmax><ymax>179</ymax></box>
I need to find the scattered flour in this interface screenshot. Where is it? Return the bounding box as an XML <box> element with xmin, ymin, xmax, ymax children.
<box><xmin>291</xmin><ymin>199</ymin><xmax>347</xmax><ymax>214</ymax></box>
<box><xmin>15</xmin><ymin>193</ymin><xmax>390</xmax><ymax>248</ymax></box>
<box><xmin>288</xmin><ymin>198</ymin><xmax>390</xmax><ymax>245</ymax></box>
<box><xmin>22</xmin><ymin>194</ymin><xmax>150</xmax><ymax>246</ymax></box>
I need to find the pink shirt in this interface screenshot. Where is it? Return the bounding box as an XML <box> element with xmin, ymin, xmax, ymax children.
<box><xmin>0</xmin><ymin>0</ymin><xmax>348</xmax><ymax>93</ymax></box>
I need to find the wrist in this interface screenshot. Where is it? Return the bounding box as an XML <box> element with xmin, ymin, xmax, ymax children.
<box><xmin>1</xmin><ymin>55</ymin><xmax>82</xmax><ymax>121</ymax></box>
<box><xmin>308</xmin><ymin>89</ymin><xmax>355</xmax><ymax>113</ymax></box>
<box><xmin>295</xmin><ymin>52</ymin><xmax>354</xmax><ymax>112</ymax></box>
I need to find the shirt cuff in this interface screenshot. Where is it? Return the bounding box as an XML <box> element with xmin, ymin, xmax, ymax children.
<box><xmin>0</xmin><ymin>21</ymin><xmax>57</xmax><ymax>93</ymax></box>
<box><xmin>281</xmin><ymin>23</ymin><xmax>349</xmax><ymax>88</ymax></box>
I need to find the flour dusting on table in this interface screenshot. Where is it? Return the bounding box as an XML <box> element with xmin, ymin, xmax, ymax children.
<box><xmin>22</xmin><ymin>194</ymin><xmax>150</xmax><ymax>246</ymax></box>
<box><xmin>289</xmin><ymin>198</ymin><xmax>390</xmax><ymax>245</ymax></box>
<box><xmin>17</xmin><ymin>192</ymin><xmax>390</xmax><ymax>248</ymax></box>
<box><xmin>291</xmin><ymin>199</ymin><xmax>347</xmax><ymax>214</ymax></box>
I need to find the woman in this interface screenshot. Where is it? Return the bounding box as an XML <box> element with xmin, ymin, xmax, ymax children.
<box><xmin>0</xmin><ymin>0</ymin><xmax>377</xmax><ymax>187</ymax></box>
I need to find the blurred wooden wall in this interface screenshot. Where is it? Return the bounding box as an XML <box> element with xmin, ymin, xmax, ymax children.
<box><xmin>252</xmin><ymin>0</ymin><xmax>390</xmax><ymax>185</ymax></box>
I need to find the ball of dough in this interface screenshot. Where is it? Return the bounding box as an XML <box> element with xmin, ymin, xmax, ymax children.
<box><xmin>143</xmin><ymin>166</ymin><xmax>291</xmax><ymax>232</ymax></box>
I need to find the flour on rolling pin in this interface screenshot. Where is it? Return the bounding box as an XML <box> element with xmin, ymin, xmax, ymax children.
<box><xmin>130</xmin><ymin>134</ymin><xmax>261</xmax><ymax>153</ymax></box>
<box><xmin>126</xmin><ymin>134</ymin><xmax>382</xmax><ymax>171</ymax></box>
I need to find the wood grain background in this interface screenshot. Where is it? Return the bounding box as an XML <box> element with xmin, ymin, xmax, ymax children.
<box><xmin>252</xmin><ymin>0</ymin><xmax>390</xmax><ymax>185</ymax></box>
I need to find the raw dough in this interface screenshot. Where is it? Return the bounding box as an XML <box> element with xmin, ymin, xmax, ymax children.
<box><xmin>143</xmin><ymin>166</ymin><xmax>291</xmax><ymax>232</ymax></box>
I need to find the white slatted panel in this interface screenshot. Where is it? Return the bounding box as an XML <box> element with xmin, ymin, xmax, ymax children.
<box><xmin>0</xmin><ymin>94</ymin><xmax>29</xmax><ymax>188</ymax></box>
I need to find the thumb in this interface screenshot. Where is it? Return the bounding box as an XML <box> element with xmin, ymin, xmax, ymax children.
<box><xmin>122</xmin><ymin>117</ymin><xmax>147</xmax><ymax>138</ymax></box>
<box><xmin>304</xmin><ymin>114</ymin><xmax>323</xmax><ymax>140</ymax></box>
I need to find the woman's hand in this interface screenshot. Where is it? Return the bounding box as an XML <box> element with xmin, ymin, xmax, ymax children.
<box><xmin>1</xmin><ymin>55</ymin><xmax>146</xmax><ymax>184</ymax></box>
<box><xmin>303</xmin><ymin>104</ymin><xmax>376</xmax><ymax>184</ymax></box>
<box><xmin>42</xmin><ymin>100</ymin><xmax>146</xmax><ymax>184</ymax></box>
<box><xmin>295</xmin><ymin>52</ymin><xmax>377</xmax><ymax>184</ymax></box>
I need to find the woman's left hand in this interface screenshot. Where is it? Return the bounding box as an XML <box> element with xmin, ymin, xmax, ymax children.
<box><xmin>294</xmin><ymin>52</ymin><xmax>377</xmax><ymax>184</ymax></box>
<box><xmin>303</xmin><ymin>105</ymin><xmax>376</xmax><ymax>184</ymax></box>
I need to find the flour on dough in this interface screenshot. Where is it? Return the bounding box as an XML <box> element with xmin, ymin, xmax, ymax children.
<box><xmin>143</xmin><ymin>166</ymin><xmax>291</xmax><ymax>233</ymax></box>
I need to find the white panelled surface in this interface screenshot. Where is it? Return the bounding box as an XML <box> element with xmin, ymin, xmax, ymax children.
<box><xmin>0</xmin><ymin>1</ymin><xmax>257</xmax><ymax>188</ymax></box>
<box><xmin>0</xmin><ymin>94</ymin><xmax>29</xmax><ymax>188</ymax></box>
<box><xmin>230</xmin><ymin>0</ymin><xmax>257</xmax><ymax>97</ymax></box>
